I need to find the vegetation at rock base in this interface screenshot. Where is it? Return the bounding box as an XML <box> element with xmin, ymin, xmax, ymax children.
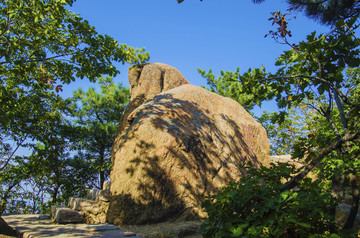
<box><xmin>200</xmin><ymin>162</ymin><xmax>356</xmax><ymax>237</ymax></box>
<box><xmin>0</xmin><ymin>0</ymin><xmax>148</xmax><ymax>215</ymax></box>
<box><xmin>199</xmin><ymin>5</ymin><xmax>360</xmax><ymax>237</ymax></box>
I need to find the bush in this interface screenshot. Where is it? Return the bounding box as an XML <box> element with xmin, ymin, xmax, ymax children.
<box><xmin>199</xmin><ymin>162</ymin><xmax>349</xmax><ymax>237</ymax></box>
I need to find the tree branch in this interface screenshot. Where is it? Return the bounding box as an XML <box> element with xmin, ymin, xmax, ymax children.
<box><xmin>0</xmin><ymin>52</ymin><xmax>73</xmax><ymax>65</ymax></box>
<box><xmin>0</xmin><ymin>136</ymin><xmax>27</xmax><ymax>172</ymax></box>
<box><xmin>280</xmin><ymin>129</ymin><xmax>360</xmax><ymax>192</ymax></box>
<box><xmin>269</xmin><ymin>74</ymin><xmax>360</xmax><ymax>111</ymax></box>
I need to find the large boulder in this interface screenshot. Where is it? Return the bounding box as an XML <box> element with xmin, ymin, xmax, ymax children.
<box><xmin>107</xmin><ymin>81</ymin><xmax>270</xmax><ymax>225</ymax></box>
<box><xmin>112</xmin><ymin>63</ymin><xmax>189</xmax><ymax>164</ymax></box>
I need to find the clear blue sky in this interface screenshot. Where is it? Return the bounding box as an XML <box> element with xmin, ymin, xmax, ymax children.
<box><xmin>62</xmin><ymin>0</ymin><xmax>330</xmax><ymax>113</ymax></box>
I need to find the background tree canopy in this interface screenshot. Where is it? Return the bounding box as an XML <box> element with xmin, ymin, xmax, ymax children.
<box><xmin>0</xmin><ymin>0</ymin><xmax>148</xmax><ymax>215</ymax></box>
<box><xmin>179</xmin><ymin>0</ymin><xmax>360</xmax><ymax>25</ymax></box>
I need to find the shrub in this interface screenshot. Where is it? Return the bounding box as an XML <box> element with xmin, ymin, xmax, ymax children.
<box><xmin>199</xmin><ymin>162</ymin><xmax>349</xmax><ymax>237</ymax></box>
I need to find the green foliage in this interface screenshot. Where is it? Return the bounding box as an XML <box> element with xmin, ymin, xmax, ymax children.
<box><xmin>0</xmin><ymin>0</ymin><xmax>148</xmax><ymax>214</ymax></box>
<box><xmin>200</xmin><ymin>15</ymin><xmax>360</xmax><ymax>231</ymax></box>
<box><xmin>0</xmin><ymin>89</ymin><xmax>69</xmax><ymax>214</ymax></box>
<box><xmin>0</xmin><ymin>0</ymin><xmax>148</xmax><ymax>143</ymax></box>
<box><xmin>0</xmin><ymin>77</ymin><xmax>130</xmax><ymax>214</ymax></box>
<box><xmin>199</xmin><ymin>66</ymin><xmax>274</xmax><ymax>112</ymax></box>
<box><xmin>68</xmin><ymin>77</ymin><xmax>130</xmax><ymax>189</ymax></box>
<box><xmin>200</xmin><ymin>162</ymin><xmax>347</xmax><ymax>238</ymax></box>
<box><xmin>0</xmin><ymin>0</ymin><xmax>148</xmax><ymax>131</ymax></box>
<box><xmin>288</xmin><ymin>0</ymin><xmax>360</xmax><ymax>25</ymax></box>
<box><xmin>256</xmin><ymin>106</ymin><xmax>311</xmax><ymax>155</ymax></box>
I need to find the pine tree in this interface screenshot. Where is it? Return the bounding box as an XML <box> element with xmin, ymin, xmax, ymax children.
<box><xmin>288</xmin><ymin>0</ymin><xmax>360</xmax><ymax>25</ymax></box>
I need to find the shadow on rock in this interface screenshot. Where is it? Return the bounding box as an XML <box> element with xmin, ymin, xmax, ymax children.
<box><xmin>107</xmin><ymin>84</ymin><xmax>270</xmax><ymax>226</ymax></box>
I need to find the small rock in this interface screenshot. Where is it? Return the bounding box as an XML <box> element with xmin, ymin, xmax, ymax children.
<box><xmin>68</xmin><ymin>197</ymin><xmax>103</xmax><ymax>214</ymax></box>
<box><xmin>336</xmin><ymin>203</ymin><xmax>360</xmax><ymax>229</ymax></box>
<box><xmin>87</xmin><ymin>189</ymin><xmax>101</xmax><ymax>200</ymax></box>
<box><xmin>50</xmin><ymin>205</ymin><xmax>66</xmax><ymax>220</ymax></box>
<box><xmin>52</xmin><ymin>207</ymin><xmax>84</xmax><ymax>224</ymax></box>
<box><xmin>103</xmin><ymin>181</ymin><xmax>111</xmax><ymax>191</ymax></box>
<box><xmin>98</xmin><ymin>190</ymin><xmax>111</xmax><ymax>202</ymax></box>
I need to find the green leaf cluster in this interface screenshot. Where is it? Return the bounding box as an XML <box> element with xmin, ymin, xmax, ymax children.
<box><xmin>67</xmin><ymin>76</ymin><xmax>130</xmax><ymax>189</ymax></box>
<box><xmin>0</xmin><ymin>0</ymin><xmax>147</xmax><ymax>214</ymax></box>
<box><xmin>257</xmin><ymin>106</ymin><xmax>311</xmax><ymax>155</ymax></box>
<box><xmin>288</xmin><ymin>0</ymin><xmax>360</xmax><ymax>25</ymax></box>
<box><xmin>200</xmin><ymin>15</ymin><xmax>360</xmax><ymax>231</ymax></box>
<box><xmin>200</xmin><ymin>66</ymin><xmax>274</xmax><ymax>112</ymax></box>
<box><xmin>200</xmin><ymin>162</ymin><xmax>348</xmax><ymax>237</ymax></box>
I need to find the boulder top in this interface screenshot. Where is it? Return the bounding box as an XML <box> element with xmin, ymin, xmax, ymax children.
<box><xmin>128</xmin><ymin>63</ymin><xmax>190</xmax><ymax>102</ymax></box>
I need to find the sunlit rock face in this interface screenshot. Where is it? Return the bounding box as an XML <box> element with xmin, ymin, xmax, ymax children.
<box><xmin>107</xmin><ymin>64</ymin><xmax>270</xmax><ymax>226</ymax></box>
<box><xmin>111</xmin><ymin>63</ymin><xmax>190</xmax><ymax>165</ymax></box>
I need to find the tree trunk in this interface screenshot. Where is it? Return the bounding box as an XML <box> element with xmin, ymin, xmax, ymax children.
<box><xmin>99</xmin><ymin>150</ymin><xmax>105</xmax><ymax>190</ymax></box>
<box><xmin>51</xmin><ymin>184</ymin><xmax>60</xmax><ymax>204</ymax></box>
<box><xmin>280</xmin><ymin>129</ymin><xmax>360</xmax><ymax>192</ymax></box>
<box><xmin>343</xmin><ymin>173</ymin><xmax>359</xmax><ymax>230</ymax></box>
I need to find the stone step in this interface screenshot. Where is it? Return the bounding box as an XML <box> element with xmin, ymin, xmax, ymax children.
<box><xmin>68</xmin><ymin>197</ymin><xmax>109</xmax><ymax>223</ymax></box>
<box><xmin>86</xmin><ymin>189</ymin><xmax>110</xmax><ymax>202</ymax></box>
<box><xmin>3</xmin><ymin>214</ymin><xmax>141</xmax><ymax>237</ymax></box>
<box><xmin>51</xmin><ymin>206</ymin><xmax>85</xmax><ymax>224</ymax></box>
<box><xmin>50</xmin><ymin>205</ymin><xmax>66</xmax><ymax>219</ymax></box>
<box><xmin>68</xmin><ymin>197</ymin><xmax>105</xmax><ymax>214</ymax></box>
<box><xmin>103</xmin><ymin>181</ymin><xmax>111</xmax><ymax>191</ymax></box>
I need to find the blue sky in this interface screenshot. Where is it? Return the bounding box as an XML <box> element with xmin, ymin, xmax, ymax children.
<box><xmin>62</xmin><ymin>0</ymin><xmax>330</xmax><ymax>113</ymax></box>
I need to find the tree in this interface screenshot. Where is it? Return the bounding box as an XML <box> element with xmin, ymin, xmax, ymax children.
<box><xmin>179</xmin><ymin>0</ymin><xmax>360</xmax><ymax>233</ymax></box>
<box><xmin>200</xmin><ymin>16</ymin><xmax>360</xmax><ymax>233</ymax></box>
<box><xmin>178</xmin><ymin>0</ymin><xmax>360</xmax><ymax>25</ymax></box>
<box><xmin>288</xmin><ymin>0</ymin><xmax>360</xmax><ymax>25</ymax></box>
<box><xmin>256</xmin><ymin>107</ymin><xmax>312</xmax><ymax>155</ymax></box>
<box><xmin>2</xmin><ymin>77</ymin><xmax>131</xmax><ymax>214</ymax></box>
<box><xmin>0</xmin><ymin>87</ymin><xmax>70</xmax><ymax>214</ymax></box>
<box><xmin>198</xmin><ymin>68</ymin><xmax>274</xmax><ymax>113</ymax></box>
<box><xmin>0</xmin><ymin>0</ymin><xmax>149</xmax><ymax>215</ymax></box>
<box><xmin>68</xmin><ymin>77</ymin><xmax>130</xmax><ymax>189</ymax></box>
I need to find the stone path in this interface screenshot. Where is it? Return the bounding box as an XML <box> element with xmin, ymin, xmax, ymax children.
<box><xmin>2</xmin><ymin>214</ymin><xmax>141</xmax><ymax>238</ymax></box>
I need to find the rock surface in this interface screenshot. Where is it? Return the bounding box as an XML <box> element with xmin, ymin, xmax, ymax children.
<box><xmin>86</xmin><ymin>189</ymin><xmax>111</xmax><ymax>202</ymax></box>
<box><xmin>0</xmin><ymin>216</ymin><xmax>17</xmax><ymax>237</ymax></box>
<box><xmin>68</xmin><ymin>198</ymin><xmax>105</xmax><ymax>215</ymax></box>
<box><xmin>66</xmin><ymin>184</ymin><xmax>111</xmax><ymax>224</ymax></box>
<box><xmin>270</xmin><ymin>154</ymin><xmax>305</xmax><ymax>169</ymax></box>
<box><xmin>128</xmin><ymin>63</ymin><xmax>189</xmax><ymax>102</ymax></box>
<box><xmin>2</xmin><ymin>214</ymin><xmax>202</xmax><ymax>238</ymax></box>
<box><xmin>108</xmin><ymin>82</ymin><xmax>270</xmax><ymax>225</ymax></box>
<box><xmin>112</xmin><ymin>63</ymin><xmax>189</xmax><ymax>164</ymax></box>
<box><xmin>336</xmin><ymin>203</ymin><xmax>360</xmax><ymax>230</ymax></box>
<box><xmin>3</xmin><ymin>214</ymin><xmax>140</xmax><ymax>238</ymax></box>
<box><xmin>51</xmin><ymin>207</ymin><xmax>85</xmax><ymax>224</ymax></box>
